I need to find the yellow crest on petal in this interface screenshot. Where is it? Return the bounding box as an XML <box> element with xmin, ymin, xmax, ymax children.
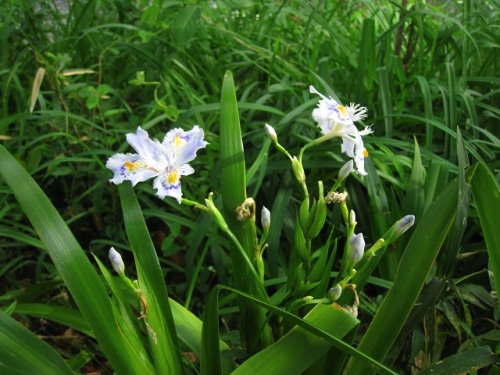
<box><xmin>124</xmin><ymin>161</ymin><xmax>137</xmax><ymax>171</ymax></box>
<box><xmin>174</xmin><ymin>135</ymin><xmax>183</xmax><ymax>148</ymax></box>
<box><xmin>167</xmin><ymin>170</ymin><xmax>179</xmax><ymax>184</ymax></box>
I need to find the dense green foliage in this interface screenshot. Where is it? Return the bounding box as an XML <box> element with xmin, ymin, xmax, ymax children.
<box><xmin>1</xmin><ymin>0</ymin><xmax>499</xmax><ymax>373</ymax></box>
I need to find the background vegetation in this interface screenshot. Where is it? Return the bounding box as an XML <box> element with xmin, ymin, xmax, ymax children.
<box><xmin>1</xmin><ymin>0</ymin><xmax>499</xmax><ymax>373</ymax></box>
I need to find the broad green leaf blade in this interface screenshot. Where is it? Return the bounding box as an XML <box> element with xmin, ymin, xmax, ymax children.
<box><xmin>219</xmin><ymin>70</ymin><xmax>271</xmax><ymax>353</ymax></box>
<box><xmin>170</xmin><ymin>298</ymin><xmax>230</xmax><ymax>358</ymax></box>
<box><xmin>0</xmin><ymin>309</ymin><xmax>73</xmax><ymax>375</ymax></box>
<box><xmin>346</xmin><ymin>180</ymin><xmax>458</xmax><ymax>374</ymax></box>
<box><xmin>93</xmin><ymin>255</ymin><xmax>152</xmax><ymax>364</ymax></box>
<box><xmin>15</xmin><ymin>290</ymin><xmax>219</xmax><ymax>361</ymax></box>
<box><xmin>446</xmin><ymin>62</ymin><xmax>458</xmax><ymax>163</ymax></box>
<box><xmin>201</xmin><ymin>285</ymin><xmax>397</xmax><ymax>375</ymax></box>
<box><xmin>248</xmin><ymin>138</ymin><xmax>271</xmax><ymax>197</ymax></box>
<box><xmin>201</xmin><ymin>283</ymin><xmax>224</xmax><ymax>375</ymax></box>
<box><xmin>418</xmin><ymin>345</ymin><xmax>499</xmax><ymax>375</ymax></box>
<box><xmin>415</xmin><ymin>75</ymin><xmax>434</xmax><ymax>150</ymax></box>
<box><xmin>119</xmin><ymin>183</ymin><xmax>184</xmax><ymax>374</ymax></box>
<box><xmin>0</xmin><ymin>227</ymin><xmax>45</xmax><ymax>250</ymax></box>
<box><xmin>376</xmin><ymin>66</ymin><xmax>393</xmax><ymax>138</ymax></box>
<box><xmin>220</xmin><ymin>70</ymin><xmax>253</xmax><ymax>251</ymax></box>
<box><xmin>385</xmin><ymin>277</ymin><xmax>447</xmax><ymax>365</ymax></box>
<box><xmin>438</xmin><ymin>127</ymin><xmax>471</xmax><ymax>276</ymax></box>
<box><xmin>467</xmin><ymin>162</ymin><xmax>500</xmax><ymax>307</ymax></box>
<box><xmin>402</xmin><ymin>139</ymin><xmax>425</xmax><ymax>221</ymax></box>
<box><xmin>0</xmin><ymin>144</ymin><xmax>152</xmax><ymax>375</ymax></box>
<box><xmin>363</xmin><ymin>158</ymin><xmax>395</xmax><ymax>279</ymax></box>
<box><xmin>423</xmin><ymin>159</ymin><xmax>450</xmax><ymax>212</ymax></box>
<box><xmin>232</xmin><ymin>304</ymin><xmax>358</xmax><ymax>375</ymax></box>
<box><xmin>14</xmin><ymin>303</ymin><xmax>93</xmax><ymax>337</ymax></box>
<box><xmin>66</xmin><ymin>350</ymin><xmax>93</xmax><ymax>372</ymax></box>
<box><xmin>356</xmin><ymin>18</ymin><xmax>375</xmax><ymax>105</ymax></box>
<box><xmin>170</xmin><ymin>5</ymin><xmax>200</xmax><ymax>45</ymax></box>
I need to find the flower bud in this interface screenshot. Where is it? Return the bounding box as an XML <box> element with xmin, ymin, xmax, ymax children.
<box><xmin>305</xmin><ymin>181</ymin><xmax>327</xmax><ymax>239</ymax></box>
<box><xmin>340</xmin><ymin>201</ymin><xmax>349</xmax><ymax>223</ymax></box>
<box><xmin>261</xmin><ymin>206</ymin><xmax>271</xmax><ymax>230</ymax></box>
<box><xmin>291</xmin><ymin>156</ymin><xmax>306</xmax><ymax>184</ymax></box>
<box><xmin>393</xmin><ymin>215</ymin><xmax>415</xmax><ymax>237</ymax></box>
<box><xmin>109</xmin><ymin>247</ymin><xmax>125</xmax><ymax>275</ymax></box>
<box><xmin>205</xmin><ymin>193</ymin><xmax>229</xmax><ymax>232</ymax></box>
<box><xmin>349</xmin><ymin>233</ymin><xmax>365</xmax><ymax>266</ymax></box>
<box><xmin>349</xmin><ymin>210</ymin><xmax>356</xmax><ymax>227</ymax></box>
<box><xmin>264</xmin><ymin>123</ymin><xmax>278</xmax><ymax>143</ymax></box>
<box><xmin>338</xmin><ymin>160</ymin><xmax>354</xmax><ymax>181</ymax></box>
<box><xmin>328</xmin><ymin>284</ymin><xmax>342</xmax><ymax>301</ymax></box>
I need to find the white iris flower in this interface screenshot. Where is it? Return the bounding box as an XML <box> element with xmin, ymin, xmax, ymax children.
<box><xmin>310</xmin><ymin>85</ymin><xmax>373</xmax><ymax>175</ymax></box>
<box><xmin>106</xmin><ymin>126</ymin><xmax>208</xmax><ymax>203</ymax></box>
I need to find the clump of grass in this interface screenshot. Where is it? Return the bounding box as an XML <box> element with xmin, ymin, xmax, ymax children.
<box><xmin>0</xmin><ymin>0</ymin><xmax>498</xmax><ymax>373</ymax></box>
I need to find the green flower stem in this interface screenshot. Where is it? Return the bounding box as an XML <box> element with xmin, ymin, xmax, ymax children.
<box><xmin>362</xmin><ymin>238</ymin><xmax>386</xmax><ymax>260</ymax></box>
<box><xmin>181</xmin><ymin>198</ymin><xmax>209</xmax><ymax>212</ymax></box>
<box><xmin>207</xmin><ymin>206</ymin><xmax>260</xmax><ymax>282</ymax></box>
<box><xmin>274</xmin><ymin>141</ymin><xmax>309</xmax><ymax>202</ymax></box>
<box><xmin>329</xmin><ymin>178</ymin><xmax>343</xmax><ymax>193</ymax></box>
<box><xmin>337</xmin><ymin>202</ymin><xmax>356</xmax><ymax>280</ymax></box>
<box><xmin>204</xmin><ymin>194</ymin><xmax>265</xmax><ymax>290</ymax></box>
<box><xmin>297</xmin><ymin>134</ymin><xmax>334</xmax><ymax>165</ymax></box>
<box><xmin>298</xmin><ymin>143</ymin><xmax>310</xmax><ymax>165</ymax></box>
<box><xmin>119</xmin><ymin>273</ymin><xmax>136</xmax><ymax>292</ymax></box>
<box><xmin>338</xmin><ymin>269</ymin><xmax>357</xmax><ymax>288</ymax></box>
<box><xmin>274</xmin><ymin>141</ymin><xmax>293</xmax><ymax>161</ymax></box>
<box><xmin>225</xmin><ymin>228</ymin><xmax>261</xmax><ymax>283</ymax></box>
<box><xmin>153</xmin><ymin>84</ymin><xmax>169</xmax><ymax>112</ymax></box>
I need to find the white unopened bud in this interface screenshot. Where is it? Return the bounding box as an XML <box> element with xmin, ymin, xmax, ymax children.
<box><xmin>349</xmin><ymin>210</ymin><xmax>356</xmax><ymax>227</ymax></box>
<box><xmin>328</xmin><ymin>284</ymin><xmax>342</xmax><ymax>301</ymax></box>
<box><xmin>261</xmin><ymin>206</ymin><xmax>271</xmax><ymax>230</ymax></box>
<box><xmin>393</xmin><ymin>215</ymin><xmax>415</xmax><ymax>237</ymax></box>
<box><xmin>109</xmin><ymin>247</ymin><xmax>125</xmax><ymax>275</ymax></box>
<box><xmin>264</xmin><ymin>123</ymin><xmax>278</xmax><ymax>142</ymax></box>
<box><xmin>349</xmin><ymin>233</ymin><xmax>365</xmax><ymax>265</ymax></box>
<box><xmin>338</xmin><ymin>160</ymin><xmax>354</xmax><ymax>181</ymax></box>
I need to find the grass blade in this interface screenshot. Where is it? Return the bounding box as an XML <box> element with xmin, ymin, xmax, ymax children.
<box><xmin>201</xmin><ymin>285</ymin><xmax>397</xmax><ymax>375</ymax></box>
<box><xmin>466</xmin><ymin>162</ymin><xmax>500</xmax><ymax>307</ymax></box>
<box><xmin>356</xmin><ymin>18</ymin><xmax>375</xmax><ymax>105</ymax></box>
<box><xmin>119</xmin><ymin>183</ymin><xmax>184</xmax><ymax>374</ymax></box>
<box><xmin>219</xmin><ymin>70</ymin><xmax>271</xmax><ymax>353</ymax></box>
<box><xmin>376</xmin><ymin>66</ymin><xmax>393</xmax><ymax>138</ymax></box>
<box><xmin>438</xmin><ymin>127</ymin><xmax>471</xmax><ymax>276</ymax></box>
<box><xmin>346</xmin><ymin>179</ymin><xmax>458</xmax><ymax>374</ymax></box>
<box><xmin>13</xmin><ymin>303</ymin><xmax>93</xmax><ymax>337</ymax></box>
<box><xmin>0</xmin><ymin>144</ymin><xmax>152</xmax><ymax>375</ymax></box>
<box><xmin>0</xmin><ymin>310</ymin><xmax>73</xmax><ymax>374</ymax></box>
<box><xmin>232</xmin><ymin>304</ymin><xmax>358</xmax><ymax>375</ymax></box>
<box><xmin>418</xmin><ymin>345</ymin><xmax>499</xmax><ymax>375</ymax></box>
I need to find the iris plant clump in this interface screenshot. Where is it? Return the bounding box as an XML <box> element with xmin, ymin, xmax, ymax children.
<box><xmin>101</xmin><ymin>83</ymin><xmax>417</xmax><ymax>375</ymax></box>
<box><xmin>105</xmin><ymin>85</ymin><xmax>413</xmax><ymax>310</ymax></box>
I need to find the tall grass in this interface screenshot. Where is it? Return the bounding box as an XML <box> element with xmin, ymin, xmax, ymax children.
<box><xmin>1</xmin><ymin>0</ymin><xmax>499</xmax><ymax>373</ymax></box>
